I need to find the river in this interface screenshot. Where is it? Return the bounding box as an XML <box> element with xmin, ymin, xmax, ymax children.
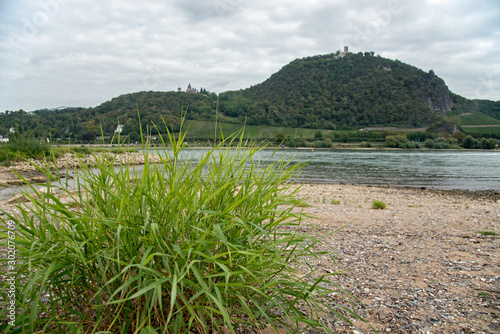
<box><xmin>150</xmin><ymin>148</ymin><xmax>500</xmax><ymax>191</ymax></box>
<box><xmin>1</xmin><ymin>149</ymin><xmax>499</xmax><ymax>201</ymax></box>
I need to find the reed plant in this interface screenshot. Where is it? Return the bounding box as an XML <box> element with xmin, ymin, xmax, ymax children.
<box><xmin>1</xmin><ymin>121</ymin><xmax>364</xmax><ymax>333</ymax></box>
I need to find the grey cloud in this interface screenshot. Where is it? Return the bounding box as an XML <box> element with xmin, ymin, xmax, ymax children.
<box><xmin>1</xmin><ymin>0</ymin><xmax>499</xmax><ymax>111</ymax></box>
<box><xmin>173</xmin><ymin>0</ymin><xmax>245</xmax><ymax>22</ymax></box>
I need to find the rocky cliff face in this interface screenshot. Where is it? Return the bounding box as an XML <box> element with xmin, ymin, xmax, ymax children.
<box><xmin>421</xmin><ymin>70</ymin><xmax>454</xmax><ymax>115</ymax></box>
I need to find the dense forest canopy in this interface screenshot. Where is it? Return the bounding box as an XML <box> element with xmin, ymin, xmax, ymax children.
<box><xmin>219</xmin><ymin>52</ymin><xmax>456</xmax><ymax>129</ymax></box>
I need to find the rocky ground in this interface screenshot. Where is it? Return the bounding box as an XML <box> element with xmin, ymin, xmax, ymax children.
<box><xmin>0</xmin><ymin>152</ymin><xmax>161</xmax><ymax>187</ymax></box>
<box><xmin>288</xmin><ymin>184</ymin><xmax>500</xmax><ymax>334</ymax></box>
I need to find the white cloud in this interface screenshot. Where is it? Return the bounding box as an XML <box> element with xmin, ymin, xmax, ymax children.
<box><xmin>0</xmin><ymin>0</ymin><xmax>499</xmax><ymax>112</ymax></box>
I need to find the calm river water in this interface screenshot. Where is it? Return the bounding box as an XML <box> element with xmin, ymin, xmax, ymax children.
<box><xmin>151</xmin><ymin>149</ymin><xmax>500</xmax><ymax>191</ymax></box>
<box><xmin>2</xmin><ymin>150</ymin><xmax>499</xmax><ymax>201</ymax></box>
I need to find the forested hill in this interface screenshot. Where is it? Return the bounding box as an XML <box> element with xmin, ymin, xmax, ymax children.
<box><xmin>87</xmin><ymin>91</ymin><xmax>216</xmax><ymax>136</ymax></box>
<box><xmin>219</xmin><ymin>52</ymin><xmax>456</xmax><ymax>128</ymax></box>
<box><xmin>0</xmin><ymin>91</ymin><xmax>216</xmax><ymax>140</ymax></box>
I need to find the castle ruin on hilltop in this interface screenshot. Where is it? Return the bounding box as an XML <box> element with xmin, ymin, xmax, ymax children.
<box><xmin>177</xmin><ymin>83</ymin><xmax>198</xmax><ymax>93</ymax></box>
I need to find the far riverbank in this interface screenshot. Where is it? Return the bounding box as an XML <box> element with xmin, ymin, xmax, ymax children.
<box><xmin>2</xmin><ymin>149</ymin><xmax>500</xmax><ymax>192</ymax></box>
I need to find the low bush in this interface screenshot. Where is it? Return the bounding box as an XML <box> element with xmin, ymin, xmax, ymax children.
<box><xmin>372</xmin><ymin>200</ymin><xmax>387</xmax><ymax>209</ymax></box>
<box><xmin>424</xmin><ymin>137</ymin><xmax>459</xmax><ymax>149</ymax></box>
<box><xmin>312</xmin><ymin>140</ymin><xmax>329</xmax><ymax>148</ymax></box>
<box><xmin>385</xmin><ymin>135</ymin><xmax>408</xmax><ymax>148</ymax></box>
<box><xmin>478</xmin><ymin>138</ymin><xmax>498</xmax><ymax>149</ymax></box>
<box><xmin>1</xmin><ymin>123</ymin><xmax>364</xmax><ymax>333</ymax></box>
<box><xmin>0</xmin><ymin>149</ymin><xmax>16</xmax><ymax>166</ymax></box>
<box><xmin>398</xmin><ymin>141</ymin><xmax>420</xmax><ymax>149</ymax></box>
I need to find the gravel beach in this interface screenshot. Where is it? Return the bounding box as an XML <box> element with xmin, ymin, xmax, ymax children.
<box><xmin>288</xmin><ymin>183</ymin><xmax>500</xmax><ymax>334</ymax></box>
<box><xmin>0</xmin><ymin>152</ymin><xmax>162</xmax><ymax>188</ymax></box>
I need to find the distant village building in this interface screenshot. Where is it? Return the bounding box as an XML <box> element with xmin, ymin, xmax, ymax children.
<box><xmin>332</xmin><ymin>46</ymin><xmax>374</xmax><ymax>59</ymax></box>
<box><xmin>9</xmin><ymin>127</ymin><xmax>15</xmax><ymax>134</ymax></box>
<box><xmin>340</xmin><ymin>46</ymin><xmax>349</xmax><ymax>57</ymax></box>
<box><xmin>334</xmin><ymin>46</ymin><xmax>350</xmax><ymax>59</ymax></box>
<box><xmin>0</xmin><ymin>135</ymin><xmax>8</xmax><ymax>143</ymax></box>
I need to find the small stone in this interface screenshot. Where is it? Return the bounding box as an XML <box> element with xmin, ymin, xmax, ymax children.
<box><xmin>489</xmin><ymin>322</ymin><xmax>500</xmax><ymax>330</ymax></box>
<box><xmin>377</xmin><ymin>310</ymin><xmax>392</xmax><ymax>323</ymax></box>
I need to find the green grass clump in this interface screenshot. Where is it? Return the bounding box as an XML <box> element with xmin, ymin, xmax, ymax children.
<box><xmin>478</xmin><ymin>231</ymin><xmax>499</xmax><ymax>236</ymax></box>
<box><xmin>372</xmin><ymin>200</ymin><xmax>387</xmax><ymax>210</ymax></box>
<box><xmin>0</xmin><ymin>121</ymin><xmax>364</xmax><ymax>333</ymax></box>
<box><xmin>67</xmin><ymin>146</ymin><xmax>92</xmax><ymax>155</ymax></box>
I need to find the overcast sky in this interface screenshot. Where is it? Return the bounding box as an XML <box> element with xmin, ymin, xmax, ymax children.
<box><xmin>1</xmin><ymin>0</ymin><xmax>499</xmax><ymax>112</ymax></box>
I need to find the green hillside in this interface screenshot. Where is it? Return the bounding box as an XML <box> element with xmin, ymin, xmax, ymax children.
<box><xmin>445</xmin><ymin>109</ymin><xmax>500</xmax><ymax>136</ymax></box>
<box><xmin>184</xmin><ymin>120</ymin><xmax>333</xmax><ymax>140</ymax></box>
<box><xmin>87</xmin><ymin>91</ymin><xmax>217</xmax><ymax>136</ymax></box>
<box><xmin>0</xmin><ymin>91</ymin><xmax>217</xmax><ymax>141</ymax></box>
<box><xmin>1</xmin><ymin>51</ymin><xmax>499</xmax><ymax>142</ymax></box>
<box><xmin>461</xmin><ymin>126</ymin><xmax>500</xmax><ymax>136</ymax></box>
<box><xmin>451</xmin><ymin>94</ymin><xmax>500</xmax><ymax>119</ymax></box>
<box><xmin>219</xmin><ymin>52</ymin><xmax>455</xmax><ymax>128</ymax></box>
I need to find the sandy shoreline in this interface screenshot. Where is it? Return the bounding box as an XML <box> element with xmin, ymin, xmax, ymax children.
<box><xmin>289</xmin><ymin>183</ymin><xmax>500</xmax><ymax>333</ymax></box>
<box><xmin>0</xmin><ymin>170</ymin><xmax>499</xmax><ymax>332</ymax></box>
